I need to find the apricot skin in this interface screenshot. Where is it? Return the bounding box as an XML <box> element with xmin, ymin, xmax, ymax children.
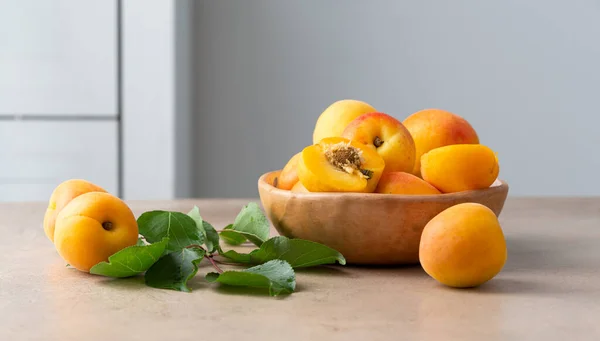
<box><xmin>43</xmin><ymin>179</ymin><xmax>107</xmax><ymax>242</ymax></box>
<box><xmin>53</xmin><ymin>191</ymin><xmax>139</xmax><ymax>272</ymax></box>
<box><xmin>375</xmin><ymin>172</ymin><xmax>441</xmax><ymax>195</ymax></box>
<box><xmin>291</xmin><ymin>181</ymin><xmax>310</xmax><ymax>193</ymax></box>
<box><xmin>312</xmin><ymin>99</ymin><xmax>377</xmax><ymax>144</ymax></box>
<box><xmin>264</xmin><ymin>170</ymin><xmax>282</xmax><ymax>188</ymax></box>
<box><xmin>297</xmin><ymin>137</ymin><xmax>385</xmax><ymax>193</ymax></box>
<box><xmin>403</xmin><ymin>109</ymin><xmax>479</xmax><ymax>176</ymax></box>
<box><xmin>420</xmin><ymin>144</ymin><xmax>499</xmax><ymax>193</ymax></box>
<box><xmin>419</xmin><ymin>203</ymin><xmax>507</xmax><ymax>288</ymax></box>
<box><xmin>342</xmin><ymin>112</ymin><xmax>415</xmax><ymax>173</ymax></box>
<box><xmin>278</xmin><ymin>152</ymin><xmax>301</xmax><ymax>190</ymax></box>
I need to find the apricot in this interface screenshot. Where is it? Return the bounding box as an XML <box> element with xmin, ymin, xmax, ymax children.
<box><xmin>43</xmin><ymin>179</ymin><xmax>107</xmax><ymax>242</ymax></box>
<box><xmin>420</xmin><ymin>144</ymin><xmax>499</xmax><ymax>193</ymax></box>
<box><xmin>312</xmin><ymin>99</ymin><xmax>377</xmax><ymax>144</ymax></box>
<box><xmin>375</xmin><ymin>172</ymin><xmax>441</xmax><ymax>195</ymax></box>
<box><xmin>264</xmin><ymin>171</ymin><xmax>282</xmax><ymax>188</ymax></box>
<box><xmin>342</xmin><ymin>112</ymin><xmax>415</xmax><ymax>173</ymax></box>
<box><xmin>278</xmin><ymin>152</ymin><xmax>301</xmax><ymax>190</ymax></box>
<box><xmin>54</xmin><ymin>191</ymin><xmax>139</xmax><ymax>272</ymax></box>
<box><xmin>419</xmin><ymin>203</ymin><xmax>507</xmax><ymax>288</ymax></box>
<box><xmin>291</xmin><ymin>181</ymin><xmax>310</xmax><ymax>193</ymax></box>
<box><xmin>297</xmin><ymin>137</ymin><xmax>385</xmax><ymax>193</ymax></box>
<box><xmin>403</xmin><ymin>109</ymin><xmax>479</xmax><ymax>176</ymax></box>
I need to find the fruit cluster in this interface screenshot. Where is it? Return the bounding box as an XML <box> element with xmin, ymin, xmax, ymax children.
<box><xmin>43</xmin><ymin>180</ymin><xmax>139</xmax><ymax>272</ymax></box>
<box><xmin>269</xmin><ymin>99</ymin><xmax>507</xmax><ymax>288</ymax></box>
<box><xmin>270</xmin><ymin>99</ymin><xmax>499</xmax><ymax>196</ymax></box>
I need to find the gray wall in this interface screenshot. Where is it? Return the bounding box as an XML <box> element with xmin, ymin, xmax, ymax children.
<box><xmin>192</xmin><ymin>0</ymin><xmax>600</xmax><ymax>198</ymax></box>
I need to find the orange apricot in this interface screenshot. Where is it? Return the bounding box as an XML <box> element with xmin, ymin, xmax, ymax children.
<box><xmin>297</xmin><ymin>137</ymin><xmax>385</xmax><ymax>193</ymax></box>
<box><xmin>403</xmin><ymin>109</ymin><xmax>479</xmax><ymax>176</ymax></box>
<box><xmin>43</xmin><ymin>179</ymin><xmax>107</xmax><ymax>242</ymax></box>
<box><xmin>53</xmin><ymin>191</ymin><xmax>139</xmax><ymax>272</ymax></box>
<box><xmin>278</xmin><ymin>152</ymin><xmax>301</xmax><ymax>190</ymax></box>
<box><xmin>420</xmin><ymin>144</ymin><xmax>499</xmax><ymax>193</ymax></box>
<box><xmin>375</xmin><ymin>172</ymin><xmax>441</xmax><ymax>195</ymax></box>
<box><xmin>342</xmin><ymin>112</ymin><xmax>415</xmax><ymax>173</ymax></box>
<box><xmin>291</xmin><ymin>181</ymin><xmax>310</xmax><ymax>193</ymax></box>
<box><xmin>419</xmin><ymin>203</ymin><xmax>507</xmax><ymax>288</ymax></box>
<box><xmin>312</xmin><ymin>99</ymin><xmax>377</xmax><ymax>144</ymax></box>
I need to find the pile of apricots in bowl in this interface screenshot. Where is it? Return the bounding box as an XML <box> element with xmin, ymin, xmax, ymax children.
<box><xmin>258</xmin><ymin>99</ymin><xmax>509</xmax><ymax>288</ymax></box>
<box><xmin>272</xmin><ymin>100</ymin><xmax>499</xmax><ymax>195</ymax></box>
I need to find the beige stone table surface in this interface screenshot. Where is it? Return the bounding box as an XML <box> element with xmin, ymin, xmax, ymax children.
<box><xmin>1</xmin><ymin>198</ymin><xmax>599</xmax><ymax>340</ymax></box>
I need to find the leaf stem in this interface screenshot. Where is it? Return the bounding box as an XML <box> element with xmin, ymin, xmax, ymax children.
<box><xmin>207</xmin><ymin>255</ymin><xmax>224</xmax><ymax>274</ymax></box>
<box><xmin>185</xmin><ymin>244</ymin><xmax>224</xmax><ymax>273</ymax></box>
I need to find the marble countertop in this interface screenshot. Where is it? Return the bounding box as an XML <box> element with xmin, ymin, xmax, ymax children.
<box><xmin>1</xmin><ymin>198</ymin><xmax>598</xmax><ymax>340</ymax></box>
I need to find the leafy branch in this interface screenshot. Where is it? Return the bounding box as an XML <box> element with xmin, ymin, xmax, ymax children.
<box><xmin>89</xmin><ymin>203</ymin><xmax>346</xmax><ymax>296</ymax></box>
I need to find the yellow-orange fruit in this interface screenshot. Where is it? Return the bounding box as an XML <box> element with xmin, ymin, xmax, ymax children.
<box><xmin>278</xmin><ymin>152</ymin><xmax>301</xmax><ymax>190</ymax></box>
<box><xmin>298</xmin><ymin>137</ymin><xmax>385</xmax><ymax>193</ymax></box>
<box><xmin>419</xmin><ymin>203</ymin><xmax>507</xmax><ymax>288</ymax></box>
<box><xmin>342</xmin><ymin>112</ymin><xmax>415</xmax><ymax>173</ymax></box>
<box><xmin>43</xmin><ymin>179</ymin><xmax>107</xmax><ymax>242</ymax></box>
<box><xmin>312</xmin><ymin>99</ymin><xmax>377</xmax><ymax>144</ymax></box>
<box><xmin>420</xmin><ymin>144</ymin><xmax>499</xmax><ymax>193</ymax></box>
<box><xmin>291</xmin><ymin>181</ymin><xmax>310</xmax><ymax>193</ymax></box>
<box><xmin>403</xmin><ymin>109</ymin><xmax>479</xmax><ymax>176</ymax></box>
<box><xmin>375</xmin><ymin>172</ymin><xmax>441</xmax><ymax>195</ymax></box>
<box><xmin>54</xmin><ymin>192</ymin><xmax>139</xmax><ymax>272</ymax></box>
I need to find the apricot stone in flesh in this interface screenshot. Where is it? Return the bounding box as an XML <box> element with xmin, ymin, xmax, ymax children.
<box><xmin>419</xmin><ymin>203</ymin><xmax>507</xmax><ymax>288</ymax></box>
<box><xmin>297</xmin><ymin>137</ymin><xmax>385</xmax><ymax>193</ymax></box>
<box><xmin>420</xmin><ymin>144</ymin><xmax>499</xmax><ymax>193</ymax></box>
<box><xmin>403</xmin><ymin>109</ymin><xmax>479</xmax><ymax>176</ymax></box>
<box><xmin>375</xmin><ymin>172</ymin><xmax>441</xmax><ymax>195</ymax></box>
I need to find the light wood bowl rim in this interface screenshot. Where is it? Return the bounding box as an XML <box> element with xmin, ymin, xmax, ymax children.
<box><xmin>258</xmin><ymin>170</ymin><xmax>509</xmax><ymax>202</ymax></box>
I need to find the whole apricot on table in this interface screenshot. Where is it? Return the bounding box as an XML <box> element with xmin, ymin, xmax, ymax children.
<box><xmin>375</xmin><ymin>172</ymin><xmax>441</xmax><ymax>195</ymax></box>
<box><xmin>278</xmin><ymin>152</ymin><xmax>301</xmax><ymax>190</ymax></box>
<box><xmin>53</xmin><ymin>191</ymin><xmax>139</xmax><ymax>272</ymax></box>
<box><xmin>312</xmin><ymin>99</ymin><xmax>377</xmax><ymax>144</ymax></box>
<box><xmin>419</xmin><ymin>203</ymin><xmax>507</xmax><ymax>288</ymax></box>
<box><xmin>43</xmin><ymin>179</ymin><xmax>107</xmax><ymax>242</ymax></box>
<box><xmin>421</xmin><ymin>144</ymin><xmax>499</xmax><ymax>193</ymax></box>
<box><xmin>342</xmin><ymin>112</ymin><xmax>415</xmax><ymax>173</ymax></box>
<box><xmin>298</xmin><ymin>137</ymin><xmax>385</xmax><ymax>193</ymax></box>
<box><xmin>403</xmin><ymin>109</ymin><xmax>479</xmax><ymax>176</ymax></box>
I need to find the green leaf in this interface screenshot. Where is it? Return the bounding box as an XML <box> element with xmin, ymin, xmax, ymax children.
<box><xmin>206</xmin><ymin>260</ymin><xmax>295</xmax><ymax>296</ymax></box>
<box><xmin>138</xmin><ymin>211</ymin><xmax>204</xmax><ymax>251</ymax></box>
<box><xmin>187</xmin><ymin>206</ymin><xmax>220</xmax><ymax>253</ymax></box>
<box><xmin>220</xmin><ymin>236</ymin><xmax>346</xmax><ymax>268</ymax></box>
<box><xmin>144</xmin><ymin>247</ymin><xmax>205</xmax><ymax>292</ymax></box>
<box><xmin>90</xmin><ymin>237</ymin><xmax>169</xmax><ymax>278</ymax></box>
<box><xmin>229</xmin><ymin>202</ymin><xmax>270</xmax><ymax>246</ymax></box>
<box><xmin>219</xmin><ymin>224</ymin><xmax>247</xmax><ymax>245</ymax></box>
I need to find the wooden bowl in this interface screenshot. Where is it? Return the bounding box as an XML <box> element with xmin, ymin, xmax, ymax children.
<box><xmin>257</xmin><ymin>170</ymin><xmax>509</xmax><ymax>265</ymax></box>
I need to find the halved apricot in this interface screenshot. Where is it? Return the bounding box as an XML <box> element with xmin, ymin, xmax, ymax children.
<box><xmin>421</xmin><ymin>144</ymin><xmax>499</xmax><ymax>193</ymax></box>
<box><xmin>297</xmin><ymin>137</ymin><xmax>385</xmax><ymax>193</ymax></box>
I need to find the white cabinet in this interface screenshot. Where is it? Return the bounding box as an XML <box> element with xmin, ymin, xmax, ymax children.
<box><xmin>0</xmin><ymin>0</ymin><xmax>117</xmax><ymax>116</ymax></box>
<box><xmin>0</xmin><ymin>121</ymin><xmax>118</xmax><ymax>201</ymax></box>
